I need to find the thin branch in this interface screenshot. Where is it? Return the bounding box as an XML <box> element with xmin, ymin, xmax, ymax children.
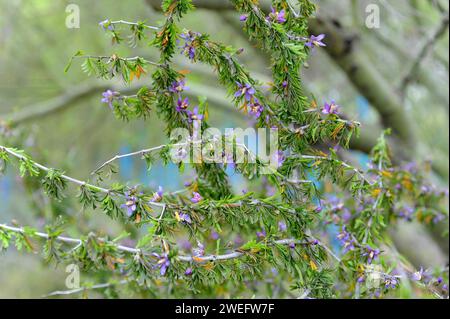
<box><xmin>75</xmin><ymin>55</ymin><xmax>163</xmax><ymax>67</ymax></box>
<box><xmin>43</xmin><ymin>280</ymin><xmax>129</xmax><ymax>298</ymax></box>
<box><xmin>400</xmin><ymin>12</ymin><xmax>449</xmax><ymax>92</ymax></box>
<box><xmin>0</xmin><ymin>223</ymin><xmax>333</xmax><ymax>263</ymax></box>
<box><xmin>109</xmin><ymin>20</ymin><xmax>159</xmax><ymax>30</ymax></box>
<box><xmin>0</xmin><ymin>145</ymin><xmax>166</xmax><ymax>209</ymax></box>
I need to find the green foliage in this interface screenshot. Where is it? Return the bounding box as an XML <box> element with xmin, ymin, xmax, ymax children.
<box><xmin>0</xmin><ymin>0</ymin><xmax>448</xmax><ymax>299</ymax></box>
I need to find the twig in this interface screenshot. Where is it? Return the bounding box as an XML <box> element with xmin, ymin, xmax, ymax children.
<box><xmin>400</xmin><ymin>12</ymin><xmax>449</xmax><ymax>92</ymax></box>
<box><xmin>110</xmin><ymin>20</ymin><xmax>160</xmax><ymax>30</ymax></box>
<box><xmin>43</xmin><ymin>280</ymin><xmax>129</xmax><ymax>298</ymax></box>
<box><xmin>298</xmin><ymin>154</ymin><xmax>373</xmax><ymax>186</ymax></box>
<box><xmin>0</xmin><ymin>223</ymin><xmax>332</xmax><ymax>264</ymax></box>
<box><xmin>0</xmin><ymin>145</ymin><xmax>165</xmax><ymax>209</ymax></box>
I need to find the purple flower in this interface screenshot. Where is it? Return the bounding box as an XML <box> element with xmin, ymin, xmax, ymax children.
<box><xmin>190</xmin><ymin>192</ymin><xmax>202</xmax><ymax>203</ymax></box>
<box><xmin>175</xmin><ymin>211</ymin><xmax>192</xmax><ymax>224</ymax></box>
<box><xmin>99</xmin><ymin>19</ymin><xmax>114</xmax><ymax>31</ymax></box>
<box><xmin>193</xmin><ymin>242</ymin><xmax>205</xmax><ymax>257</ymax></box>
<box><xmin>397</xmin><ymin>206</ymin><xmax>414</xmax><ymax>222</ymax></box>
<box><xmin>240</xmin><ymin>15</ymin><xmax>248</xmax><ymax>22</ymax></box>
<box><xmin>185</xmin><ymin>267</ymin><xmax>193</xmax><ymax>276</ymax></box>
<box><xmin>277</xmin><ymin>150</ymin><xmax>286</xmax><ymax>167</ymax></box>
<box><xmin>268</xmin><ymin>7</ymin><xmax>287</xmax><ymax>24</ymax></box>
<box><xmin>278</xmin><ymin>221</ymin><xmax>287</xmax><ymax>232</ymax></box>
<box><xmin>385</xmin><ymin>276</ymin><xmax>399</xmax><ymax>289</ymax></box>
<box><xmin>249</xmin><ymin>99</ymin><xmax>264</xmax><ymax>118</ymax></box>
<box><xmin>305</xmin><ymin>34</ymin><xmax>326</xmax><ymax>48</ymax></box>
<box><xmin>152</xmin><ymin>252</ymin><xmax>170</xmax><ymax>276</ymax></box>
<box><xmin>179</xmin><ymin>31</ymin><xmax>200</xmax><ymax>60</ymax></box>
<box><xmin>234</xmin><ymin>235</ymin><xmax>244</xmax><ymax>246</ymax></box>
<box><xmin>210</xmin><ymin>230</ymin><xmax>220</xmax><ymax>240</ymax></box>
<box><xmin>121</xmin><ymin>189</ymin><xmax>139</xmax><ymax>217</ymax></box>
<box><xmin>101</xmin><ymin>90</ymin><xmax>120</xmax><ymax>109</ymax></box>
<box><xmin>176</xmin><ymin>97</ymin><xmax>189</xmax><ymax>112</ymax></box>
<box><xmin>150</xmin><ymin>186</ymin><xmax>163</xmax><ymax>203</ymax></box>
<box><xmin>362</xmin><ymin>246</ymin><xmax>381</xmax><ymax>264</ymax></box>
<box><xmin>256</xmin><ymin>228</ymin><xmax>266</xmax><ymax>239</ymax></box>
<box><xmin>178</xmin><ymin>239</ymin><xmax>192</xmax><ymax>251</ymax></box>
<box><xmin>322</xmin><ymin>100</ymin><xmax>340</xmax><ymax>115</ymax></box>
<box><xmin>187</xmin><ymin>106</ymin><xmax>204</xmax><ymax>123</ymax></box>
<box><xmin>337</xmin><ymin>227</ymin><xmax>355</xmax><ymax>252</ymax></box>
<box><xmin>169</xmin><ymin>79</ymin><xmax>189</xmax><ymax>94</ymax></box>
<box><xmin>235</xmin><ymin>82</ymin><xmax>256</xmax><ymax>102</ymax></box>
<box><xmin>289</xmin><ymin>242</ymin><xmax>296</xmax><ymax>249</ymax></box>
<box><xmin>411</xmin><ymin>267</ymin><xmax>431</xmax><ymax>283</ymax></box>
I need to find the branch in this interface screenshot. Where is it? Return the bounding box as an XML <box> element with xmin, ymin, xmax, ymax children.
<box><xmin>0</xmin><ymin>145</ymin><xmax>166</xmax><ymax>209</ymax></box>
<box><xmin>43</xmin><ymin>280</ymin><xmax>128</xmax><ymax>298</ymax></box>
<box><xmin>400</xmin><ymin>11</ymin><xmax>449</xmax><ymax>92</ymax></box>
<box><xmin>0</xmin><ymin>223</ymin><xmax>334</xmax><ymax>263</ymax></box>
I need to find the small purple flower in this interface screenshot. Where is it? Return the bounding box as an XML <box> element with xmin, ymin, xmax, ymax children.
<box><xmin>99</xmin><ymin>19</ymin><xmax>114</xmax><ymax>31</ymax></box>
<box><xmin>150</xmin><ymin>186</ymin><xmax>164</xmax><ymax>203</ymax></box>
<box><xmin>385</xmin><ymin>276</ymin><xmax>399</xmax><ymax>289</ymax></box>
<box><xmin>256</xmin><ymin>228</ymin><xmax>266</xmax><ymax>239</ymax></box>
<box><xmin>234</xmin><ymin>235</ymin><xmax>244</xmax><ymax>246</ymax></box>
<box><xmin>249</xmin><ymin>99</ymin><xmax>264</xmax><ymax>118</ymax></box>
<box><xmin>178</xmin><ymin>239</ymin><xmax>192</xmax><ymax>251</ymax></box>
<box><xmin>322</xmin><ymin>100</ymin><xmax>340</xmax><ymax>115</ymax></box>
<box><xmin>305</xmin><ymin>34</ymin><xmax>326</xmax><ymax>48</ymax></box>
<box><xmin>152</xmin><ymin>252</ymin><xmax>170</xmax><ymax>276</ymax></box>
<box><xmin>101</xmin><ymin>90</ymin><xmax>120</xmax><ymax>109</ymax></box>
<box><xmin>169</xmin><ymin>79</ymin><xmax>189</xmax><ymax>93</ymax></box>
<box><xmin>187</xmin><ymin>106</ymin><xmax>204</xmax><ymax>122</ymax></box>
<box><xmin>179</xmin><ymin>31</ymin><xmax>200</xmax><ymax>60</ymax></box>
<box><xmin>268</xmin><ymin>7</ymin><xmax>287</xmax><ymax>24</ymax></box>
<box><xmin>240</xmin><ymin>15</ymin><xmax>248</xmax><ymax>22</ymax></box>
<box><xmin>278</xmin><ymin>221</ymin><xmax>287</xmax><ymax>232</ymax></box>
<box><xmin>210</xmin><ymin>230</ymin><xmax>220</xmax><ymax>240</ymax></box>
<box><xmin>337</xmin><ymin>227</ymin><xmax>355</xmax><ymax>252</ymax></box>
<box><xmin>411</xmin><ymin>267</ymin><xmax>431</xmax><ymax>282</ymax></box>
<box><xmin>277</xmin><ymin>150</ymin><xmax>286</xmax><ymax>167</ymax></box>
<box><xmin>121</xmin><ymin>189</ymin><xmax>138</xmax><ymax>217</ymax></box>
<box><xmin>341</xmin><ymin>209</ymin><xmax>352</xmax><ymax>223</ymax></box>
<box><xmin>185</xmin><ymin>267</ymin><xmax>193</xmax><ymax>276</ymax></box>
<box><xmin>191</xmin><ymin>191</ymin><xmax>203</xmax><ymax>203</ymax></box>
<box><xmin>193</xmin><ymin>241</ymin><xmax>205</xmax><ymax>257</ymax></box>
<box><xmin>235</xmin><ymin>82</ymin><xmax>256</xmax><ymax>102</ymax></box>
<box><xmin>176</xmin><ymin>97</ymin><xmax>189</xmax><ymax>112</ymax></box>
<box><xmin>362</xmin><ymin>246</ymin><xmax>381</xmax><ymax>264</ymax></box>
<box><xmin>175</xmin><ymin>211</ymin><xmax>192</xmax><ymax>224</ymax></box>
<box><xmin>289</xmin><ymin>242</ymin><xmax>296</xmax><ymax>249</ymax></box>
<box><xmin>397</xmin><ymin>206</ymin><xmax>414</xmax><ymax>222</ymax></box>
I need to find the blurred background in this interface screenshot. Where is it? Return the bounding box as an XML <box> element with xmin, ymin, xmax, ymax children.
<box><xmin>0</xmin><ymin>0</ymin><xmax>448</xmax><ymax>297</ymax></box>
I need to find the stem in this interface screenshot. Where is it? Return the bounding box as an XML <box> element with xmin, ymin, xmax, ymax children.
<box><xmin>110</xmin><ymin>20</ymin><xmax>160</xmax><ymax>30</ymax></box>
<box><xmin>0</xmin><ymin>224</ymin><xmax>333</xmax><ymax>264</ymax></box>
<box><xmin>43</xmin><ymin>280</ymin><xmax>129</xmax><ymax>298</ymax></box>
<box><xmin>0</xmin><ymin>145</ymin><xmax>165</xmax><ymax>209</ymax></box>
